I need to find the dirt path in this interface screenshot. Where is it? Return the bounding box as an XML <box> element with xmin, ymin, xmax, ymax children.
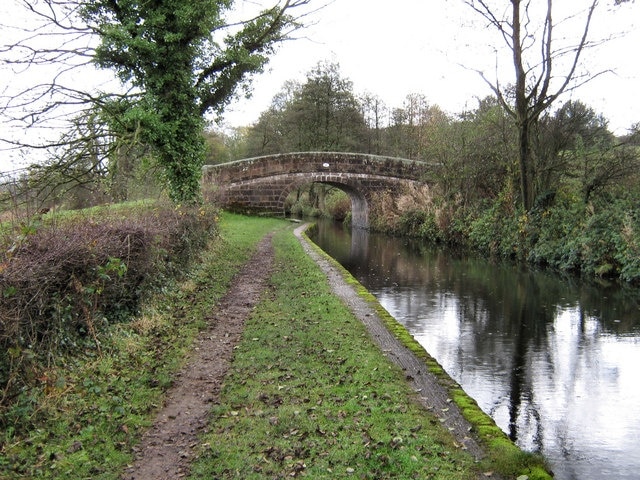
<box><xmin>123</xmin><ymin>226</ymin><xmax>487</xmax><ymax>479</ymax></box>
<box><xmin>122</xmin><ymin>235</ymin><xmax>275</xmax><ymax>480</ymax></box>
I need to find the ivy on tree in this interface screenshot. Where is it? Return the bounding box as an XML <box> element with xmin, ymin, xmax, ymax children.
<box><xmin>82</xmin><ymin>0</ymin><xmax>309</xmax><ymax>203</ymax></box>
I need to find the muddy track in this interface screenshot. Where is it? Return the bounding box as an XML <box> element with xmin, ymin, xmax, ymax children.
<box><xmin>122</xmin><ymin>234</ymin><xmax>275</xmax><ymax>480</ymax></box>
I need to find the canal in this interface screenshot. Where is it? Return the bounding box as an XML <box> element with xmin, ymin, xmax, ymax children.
<box><xmin>309</xmin><ymin>220</ymin><xmax>640</xmax><ymax>480</ymax></box>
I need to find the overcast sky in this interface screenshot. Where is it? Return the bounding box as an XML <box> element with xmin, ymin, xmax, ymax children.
<box><xmin>223</xmin><ymin>0</ymin><xmax>640</xmax><ymax>134</ymax></box>
<box><xmin>1</xmin><ymin>0</ymin><xmax>639</xmax><ymax>173</ymax></box>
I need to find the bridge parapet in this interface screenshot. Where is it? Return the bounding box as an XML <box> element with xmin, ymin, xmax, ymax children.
<box><xmin>203</xmin><ymin>152</ymin><xmax>430</xmax><ymax>184</ymax></box>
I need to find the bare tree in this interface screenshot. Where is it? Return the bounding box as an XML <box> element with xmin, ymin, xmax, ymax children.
<box><xmin>359</xmin><ymin>93</ymin><xmax>387</xmax><ymax>155</ymax></box>
<box><xmin>463</xmin><ymin>0</ymin><xmax>612</xmax><ymax>211</ymax></box>
<box><xmin>1</xmin><ymin>0</ymin><xmax>317</xmax><ymax>204</ymax></box>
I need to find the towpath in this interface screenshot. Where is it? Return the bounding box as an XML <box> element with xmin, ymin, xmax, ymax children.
<box><xmin>122</xmin><ymin>226</ymin><xmax>486</xmax><ymax>479</ymax></box>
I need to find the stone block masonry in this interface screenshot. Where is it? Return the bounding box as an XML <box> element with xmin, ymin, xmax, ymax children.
<box><xmin>203</xmin><ymin>152</ymin><xmax>433</xmax><ymax>229</ymax></box>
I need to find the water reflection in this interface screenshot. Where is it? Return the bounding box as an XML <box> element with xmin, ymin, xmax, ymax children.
<box><xmin>310</xmin><ymin>220</ymin><xmax>640</xmax><ymax>480</ymax></box>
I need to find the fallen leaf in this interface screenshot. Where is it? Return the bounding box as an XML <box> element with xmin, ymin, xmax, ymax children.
<box><xmin>67</xmin><ymin>441</ymin><xmax>83</xmax><ymax>454</ymax></box>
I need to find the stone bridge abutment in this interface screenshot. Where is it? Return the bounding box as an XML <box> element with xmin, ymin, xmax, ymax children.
<box><xmin>202</xmin><ymin>152</ymin><xmax>431</xmax><ymax>229</ymax></box>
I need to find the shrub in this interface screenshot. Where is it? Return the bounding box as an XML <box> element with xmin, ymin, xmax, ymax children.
<box><xmin>418</xmin><ymin>211</ymin><xmax>442</xmax><ymax>243</ymax></box>
<box><xmin>398</xmin><ymin>209</ymin><xmax>428</xmax><ymax>237</ymax></box>
<box><xmin>0</xmin><ymin>203</ymin><xmax>217</xmax><ymax>406</ymax></box>
<box><xmin>324</xmin><ymin>189</ymin><xmax>351</xmax><ymax>220</ymax></box>
<box><xmin>526</xmin><ymin>192</ymin><xmax>640</xmax><ymax>283</ymax></box>
<box><xmin>467</xmin><ymin>201</ymin><xmax>523</xmax><ymax>258</ymax></box>
<box><xmin>579</xmin><ymin>197</ymin><xmax>640</xmax><ymax>281</ymax></box>
<box><xmin>617</xmin><ymin>211</ymin><xmax>640</xmax><ymax>284</ymax></box>
<box><xmin>526</xmin><ymin>193</ymin><xmax>585</xmax><ymax>271</ymax></box>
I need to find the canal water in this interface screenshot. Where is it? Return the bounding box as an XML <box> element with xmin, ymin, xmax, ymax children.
<box><xmin>309</xmin><ymin>220</ymin><xmax>640</xmax><ymax>480</ymax></box>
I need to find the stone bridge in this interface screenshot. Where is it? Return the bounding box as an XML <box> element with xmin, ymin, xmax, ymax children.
<box><xmin>202</xmin><ymin>152</ymin><xmax>432</xmax><ymax>229</ymax></box>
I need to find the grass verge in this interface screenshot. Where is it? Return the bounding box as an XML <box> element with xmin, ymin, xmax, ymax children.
<box><xmin>189</xmin><ymin>227</ymin><xmax>480</xmax><ymax>479</ymax></box>
<box><xmin>300</xmin><ymin>226</ymin><xmax>552</xmax><ymax>480</ymax></box>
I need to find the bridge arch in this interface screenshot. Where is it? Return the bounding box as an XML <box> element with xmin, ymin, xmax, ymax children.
<box><xmin>202</xmin><ymin>152</ymin><xmax>431</xmax><ymax>229</ymax></box>
<box><xmin>277</xmin><ymin>173</ymin><xmax>372</xmax><ymax>228</ymax></box>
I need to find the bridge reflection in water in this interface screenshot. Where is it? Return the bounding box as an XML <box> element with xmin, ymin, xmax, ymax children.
<box><xmin>310</xmin><ymin>219</ymin><xmax>640</xmax><ymax>480</ymax></box>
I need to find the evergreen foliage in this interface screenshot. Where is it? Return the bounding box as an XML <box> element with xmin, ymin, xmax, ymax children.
<box><xmin>244</xmin><ymin>61</ymin><xmax>367</xmax><ymax>156</ymax></box>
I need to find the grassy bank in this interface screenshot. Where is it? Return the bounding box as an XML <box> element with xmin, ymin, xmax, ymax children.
<box><xmin>1</xmin><ymin>212</ymin><xmax>548</xmax><ymax>478</ymax></box>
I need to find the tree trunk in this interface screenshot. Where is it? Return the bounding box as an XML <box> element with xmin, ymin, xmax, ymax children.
<box><xmin>512</xmin><ymin>0</ymin><xmax>533</xmax><ymax>211</ymax></box>
<box><xmin>518</xmin><ymin>119</ymin><xmax>534</xmax><ymax>211</ymax></box>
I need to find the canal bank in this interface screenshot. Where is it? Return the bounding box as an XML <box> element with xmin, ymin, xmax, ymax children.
<box><xmin>182</xmin><ymin>218</ymin><xmax>503</xmax><ymax>479</ymax></box>
<box><xmin>309</xmin><ymin>218</ymin><xmax>640</xmax><ymax>480</ymax></box>
<box><xmin>294</xmin><ymin>223</ymin><xmax>551</xmax><ymax>480</ymax></box>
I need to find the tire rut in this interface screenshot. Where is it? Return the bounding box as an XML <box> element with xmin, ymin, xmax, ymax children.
<box><xmin>122</xmin><ymin>234</ymin><xmax>275</xmax><ymax>480</ymax></box>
